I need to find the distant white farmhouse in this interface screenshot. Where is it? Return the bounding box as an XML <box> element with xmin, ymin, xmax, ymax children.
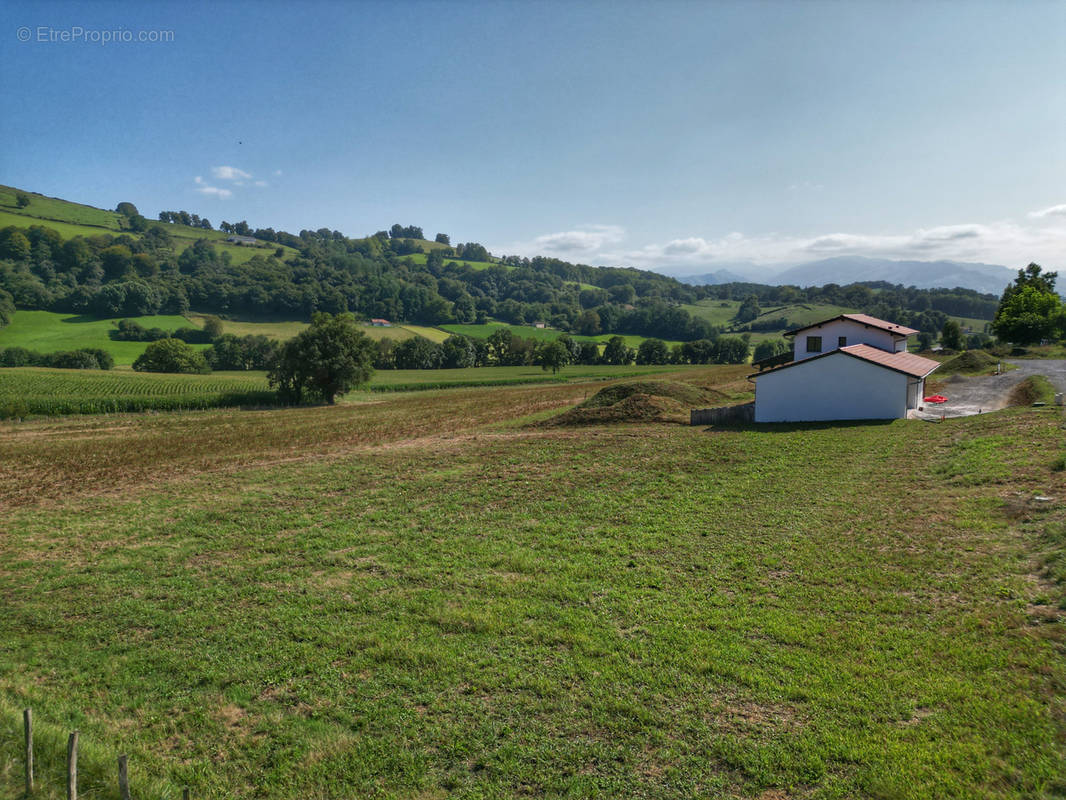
<box><xmin>752</xmin><ymin>314</ymin><xmax>940</xmax><ymax>423</ymax></box>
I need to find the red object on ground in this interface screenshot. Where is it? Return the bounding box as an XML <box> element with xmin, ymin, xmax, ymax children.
<box><xmin>923</xmin><ymin>395</ymin><xmax>947</xmax><ymax>404</ymax></box>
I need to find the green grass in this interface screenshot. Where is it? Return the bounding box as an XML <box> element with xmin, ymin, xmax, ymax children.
<box><xmin>0</xmin><ymin>185</ymin><xmax>123</xmax><ymax>229</ymax></box>
<box><xmin>0</xmin><ymin>185</ymin><xmax>300</xmax><ymax>266</ymax></box>
<box><xmin>401</xmin><ymin>253</ymin><xmax>501</xmax><ymax>271</ymax></box>
<box><xmin>0</xmin><ymin>310</ymin><xmax>205</xmax><ymax>365</ymax></box>
<box><xmin>397</xmin><ymin>324</ymin><xmax>450</xmax><ymax>343</ymax></box>
<box><xmin>0</xmin><ymin>367</ymin><xmax>273</xmax><ymax>417</ymax></box>
<box><xmin>186</xmin><ymin>313</ymin><xmax>310</xmax><ymax>341</ymax></box>
<box><xmin>682</xmin><ymin>301</ymin><xmax>858</xmax><ymax>333</ymax></box>
<box><xmin>0</xmin><ymin>388</ymin><xmax>1062</xmax><ymax>798</ymax></box>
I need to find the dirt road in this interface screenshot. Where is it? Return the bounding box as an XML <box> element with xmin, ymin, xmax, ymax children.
<box><xmin>917</xmin><ymin>359</ymin><xmax>1066</xmax><ymax>419</ymax></box>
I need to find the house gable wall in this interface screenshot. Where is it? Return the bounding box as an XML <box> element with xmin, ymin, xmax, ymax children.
<box><xmin>754</xmin><ymin>352</ymin><xmax>909</xmax><ymax>422</ymax></box>
<box><xmin>794</xmin><ymin>319</ymin><xmax>903</xmax><ymax>361</ymax></box>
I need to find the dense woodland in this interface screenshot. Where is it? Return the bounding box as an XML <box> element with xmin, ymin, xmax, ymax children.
<box><xmin>0</xmin><ymin>206</ymin><xmax>1000</xmax><ymax>348</ymax></box>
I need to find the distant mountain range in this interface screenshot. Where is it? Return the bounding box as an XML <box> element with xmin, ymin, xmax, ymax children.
<box><xmin>673</xmin><ymin>256</ymin><xmax>1018</xmax><ymax>296</ymax></box>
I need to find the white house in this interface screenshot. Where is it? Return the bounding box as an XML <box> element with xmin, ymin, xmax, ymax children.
<box><xmin>787</xmin><ymin>313</ymin><xmax>916</xmax><ymax>360</ymax></box>
<box><xmin>752</xmin><ymin>314</ymin><xmax>939</xmax><ymax>423</ymax></box>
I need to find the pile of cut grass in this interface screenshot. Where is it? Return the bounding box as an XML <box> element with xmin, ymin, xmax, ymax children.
<box><xmin>542</xmin><ymin>379</ymin><xmax>724</xmax><ymax>426</ymax></box>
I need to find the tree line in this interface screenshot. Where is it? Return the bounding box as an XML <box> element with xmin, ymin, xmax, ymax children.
<box><xmin>0</xmin><ymin>209</ymin><xmax>1002</xmax><ymax>347</ymax></box>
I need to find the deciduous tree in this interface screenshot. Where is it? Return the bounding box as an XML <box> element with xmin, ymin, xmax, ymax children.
<box><xmin>269</xmin><ymin>312</ymin><xmax>375</xmax><ymax>404</ymax></box>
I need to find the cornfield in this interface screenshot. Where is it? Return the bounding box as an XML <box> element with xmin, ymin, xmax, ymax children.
<box><xmin>0</xmin><ymin>367</ymin><xmax>275</xmax><ymax>418</ymax></box>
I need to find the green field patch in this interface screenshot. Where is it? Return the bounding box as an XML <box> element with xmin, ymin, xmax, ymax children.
<box><xmin>186</xmin><ymin>314</ymin><xmax>309</xmax><ymax>342</ymax></box>
<box><xmin>0</xmin><ymin>310</ymin><xmax>204</xmax><ymax>365</ymax></box>
<box><xmin>397</xmin><ymin>324</ymin><xmax>450</xmax><ymax>343</ymax></box>
<box><xmin>0</xmin><ymin>400</ymin><xmax>1061</xmax><ymax>797</ymax></box>
<box><xmin>682</xmin><ymin>300</ymin><xmax>857</xmax><ymax>332</ymax></box>
<box><xmin>402</xmin><ymin>253</ymin><xmax>501</xmax><ymax>271</ymax></box>
<box><xmin>0</xmin><ymin>185</ymin><xmax>123</xmax><ymax>229</ymax></box>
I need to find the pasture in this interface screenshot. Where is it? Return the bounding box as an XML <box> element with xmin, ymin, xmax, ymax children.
<box><xmin>0</xmin><ymin>370</ymin><xmax>1063</xmax><ymax>799</ymax></box>
<box><xmin>0</xmin><ymin>310</ymin><xmax>203</xmax><ymax>365</ymax></box>
<box><xmin>0</xmin><ymin>186</ymin><xmax>122</xmax><ymax>230</ymax></box>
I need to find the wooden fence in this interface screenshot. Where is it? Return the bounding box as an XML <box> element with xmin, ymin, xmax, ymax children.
<box><xmin>690</xmin><ymin>401</ymin><xmax>754</xmax><ymax>426</ymax></box>
<box><xmin>18</xmin><ymin>708</ymin><xmax>189</xmax><ymax>800</ymax></box>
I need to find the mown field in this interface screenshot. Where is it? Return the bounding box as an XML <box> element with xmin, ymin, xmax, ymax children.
<box><xmin>0</xmin><ymin>369</ymin><xmax>1063</xmax><ymax>799</ymax></box>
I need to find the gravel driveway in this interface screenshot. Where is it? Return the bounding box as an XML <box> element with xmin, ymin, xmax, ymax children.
<box><xmin>916</xmin><ymin>359</ymin><xmax>1066</xmax><ymax>419</ymax></box>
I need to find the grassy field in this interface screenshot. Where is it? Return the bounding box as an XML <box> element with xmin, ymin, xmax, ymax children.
<box><xmin>0</xmin><ymin>370</ymin><xmax>1062</xmax><ymax>799</ymax></box>
<box><xmin>395</xmin><ymin>324</ymin><xmax>450</xmax><ymax>343</ymax></box>
<box><xmin>0</xmin><ymin>310</ymin><xmax>205</xmax><ymax>365</ymax></box>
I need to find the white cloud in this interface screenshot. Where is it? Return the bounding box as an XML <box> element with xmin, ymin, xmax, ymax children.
<box><xmin>254</xmin><ymin>180</ymin><xmax>268</xmax><ymax>187</ymax></box>
<box><xmin>529</xmin><ymin>225</ymin><xmax>625</xmax><ymax>254</ymax></box>
<box><xmin>1029</xmin><ymin>203</ymin><xmax>1066</xmax><ymax>219</ymax></box>
<box><xmin>495</xmin><ymin>216</ymin><xmax>1065</xmax><ymax>273</ymax></box>
<box><xmin>195</xmin><ymin>184</ymin><xmax>232</xmax><ymax>199</ymax></box>
<box><xmin>211</xmin><ymin>165</ymin><xmax>252</xmax><ymax>181</ymax></box>
<box><xmin>273</xmin><ymin>169</ymin><xmax>283</xmax><ymax>177</ymax></box>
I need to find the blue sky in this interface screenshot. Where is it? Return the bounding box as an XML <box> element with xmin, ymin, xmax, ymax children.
<box><xmin>1</xmin><ymin>0</ymin><xmax>1063</xmax><ymax>275</ymax></box>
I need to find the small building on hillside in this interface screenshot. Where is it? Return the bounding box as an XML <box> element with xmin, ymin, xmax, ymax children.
<box><xmin>370</xmin><ymin>318</ymin><xmax>392</xmax><ymax>327</ymax></box>
<box><xmin>751</xmin><ymin>314</ymin><xmax>939</xmax><ymax>423</ymax></box>
<box><xmin>226</xmin><ymin>235</ymin><xmax>258</xmax><ymax>245</ymax></box>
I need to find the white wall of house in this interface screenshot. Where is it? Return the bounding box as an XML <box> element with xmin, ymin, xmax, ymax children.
<box><xmin>755</xmin><ymin>352</ymin><xmax>910</xmax><ymax>422</ymax></box>
<box><xmin>794</xmin><ymin>320</ymin><xmax>904</xmax><ymax>361</ymax></box>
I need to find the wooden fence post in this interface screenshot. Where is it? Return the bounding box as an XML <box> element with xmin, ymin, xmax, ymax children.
<box><xmin>118</xmin><ymin>754</ymin><xmax>131</xmax><ymax>800</ymax></box>
<box><xmin>67</xmin><ymin>731</ymin><xmax>79</xmax><ymax>800</ymax></box>
<box><xmin>24</xmin><ymin>708</ymin><xmax>33</xmax><ymax>794</ymax></box>
<box><xmin>183</xmin><ymin>788</ymin><xmax>190</xmax><ymax>800</ymax></box>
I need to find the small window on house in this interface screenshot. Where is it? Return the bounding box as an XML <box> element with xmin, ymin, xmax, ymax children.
<box><xmin>838</xmin><ymin>336</ymin><xmax>847</xmax><ymax>347</ymax></box>
<box><xmin>806</xmin><ymin>336</ymin><xmax>822</xmax><ymax>353</ymax></box>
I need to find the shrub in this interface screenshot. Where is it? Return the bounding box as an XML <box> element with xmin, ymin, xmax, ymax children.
<box><xmin>132</xmin><ymin>338</ymin><xmax>211</xmax><ymax>374</ymax></box>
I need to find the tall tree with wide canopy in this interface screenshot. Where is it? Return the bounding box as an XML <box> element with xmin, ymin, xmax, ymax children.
<box><xmin>269</xmin><ymin>312</ymin><xmax>375</xmax><ymax>404</ymax></box>
<box><xmin>991</xmin><ymin>263</ymin><xmax>1063</xmax><ymax>345</ymax></box>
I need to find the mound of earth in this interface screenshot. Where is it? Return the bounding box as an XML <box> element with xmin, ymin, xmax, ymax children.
<box><xmin>940</xmin><ymin>350</ymin><xmax>999</xmax><ymax>373</ymax></box>
<box><xmin>540</xmin><ymin>380</ymin><xmax>724</xmax><ymax>426</ymax></box>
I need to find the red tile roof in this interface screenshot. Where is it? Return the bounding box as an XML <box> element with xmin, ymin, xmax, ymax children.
<box><xmin>750</xmin><ymin>344</ymin><xmax>939</xmax><ymax>379</ymax></box>
<box><xmin>786</xmin><ymin>313</ymin><xmax>919</xmax><ymax>337</ymax></box>
<box><xmin>839</xmin><ymin>344</ymin><xmax>940</xmax><ymax>377</ymax></box>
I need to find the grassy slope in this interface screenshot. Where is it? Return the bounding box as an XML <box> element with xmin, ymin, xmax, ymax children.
<box><xmin>0</xmin><ymin>310</ymin><xmax>204</xmax><ymax>365</ymax></box>
<box><xmin>0</xmin><ymin>186</ymin><xmax>298</xmax><ymax>266</ymax></box>
<box><xmin>400</xmin><ymin>252</ymin><xmax>501</xmax><ymax>271</ymax></box>
<box><xmin>0</xmin><ymin>376</ymin><xmax>1062</xmax><ymax>799</ymax></box>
